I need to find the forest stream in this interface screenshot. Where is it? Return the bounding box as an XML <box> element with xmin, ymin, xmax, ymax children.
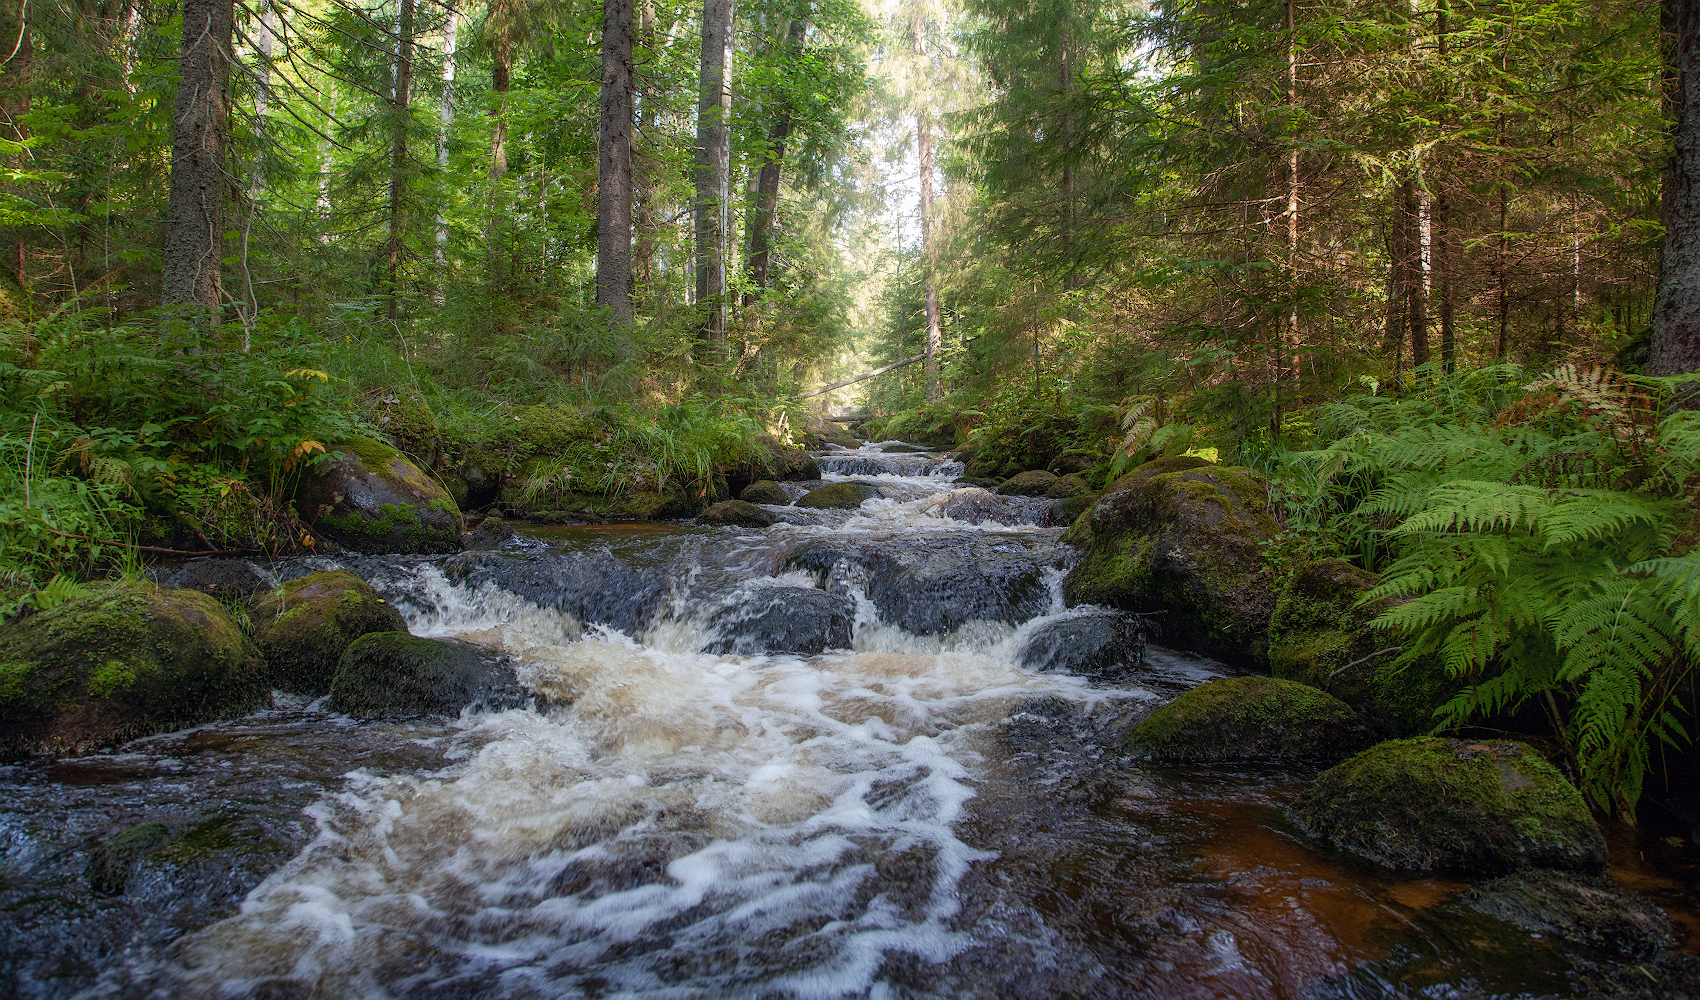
<box><xmin>3</xmin><ymin>439</ymin><xmax>1697</xmax><ymax>1000</ymax></box>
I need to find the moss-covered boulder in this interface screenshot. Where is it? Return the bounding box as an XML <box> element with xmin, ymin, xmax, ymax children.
<box><xmin>463</xmin><ymin>514</ymin><xmax>516</xmax><ymax>551</ymax></box>
<box><xmin>999</xmin><ymin>470</ymin><xmax>1059</xmax><ymax>497</ymax></box>
<box><xmin>251</xmin><ymin>570</ymin><xmax>407</xmax><ymax>695</ymax></box>
<box><xmin>1044</xmin><ymin>473</ymin><xmax>1092</xmax><ymax>499</ymax></box>
<box><xmin>1049</xmin><ymin>449</ymin><xmax>1101</xmax><ymax>475</ymax></box>
<box><xmin>1062</xmin><ymin>459</ymin><xmax>1278</xmax><ymax>667</ymax></box>
<box><xmin>1126</xmin><ymin>676</ymin><xmax>1370</xmax><ymax>763</ymax></box>
<box><xmin>1269</xmin><ymin>559</ymin><xmax>1456</xmax><ymax>736</ymax></box>
<box><xmin>721</xmin><ymin>432</ymin><xmax>823</xmax><ymax>498</ymax></box>
<box><xmin>1464</xmin><ymin>869</ymin><xmax>1676</xmax><ymax>958</ymax></box>
<box><xmin>327</xmin><ymin>633</ymin><xmax>524</xmax><ymax>719</ymax></box>
<box><xmin>804</xmin><ymin>421</ymin><xmax>861</xmax><ymax>450</ymax></box>
<box><xmin>795</xmin><ymin>482</ymin><xmax>883</xmax><ymax>510</ymax></box>
<box><xmin>0</xmin><ymin>582</ymin><xmax>267</xmax><ymax>755</ymax></box>
<box><xmin>1049</xmin><ymin>491</ymin><xmax>1101</xmax><ymax>528</ymax></box>
<box><xmin>296</xmin><ymin>436</ymin><xmax>464</xmax><ymax>554</ymax></box>
<box><xmin>499</xmin><ymin>472</ymin><xmax>708</xmax><ymax>522</ymax></box>
<box><xmin>739</xmin><ymin>480</ymin><xmax>792</xmax><ymax>506</ymax></box>
<box><xmin>1289</xmin><ymin>737</ymin><xmax>1608</xmax><ymax>874</ymax></box>
<box><xmin>698</xmin><ymin>499</ymin><xmax>778</xmax><ymax>528</ymax></box>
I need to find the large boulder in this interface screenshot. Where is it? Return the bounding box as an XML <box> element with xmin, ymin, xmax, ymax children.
<box><xmin>704</xmin><ymin>586</ymin><xmax>856</xmax><ymax>655</ymax></box>
<box><xmin>739</xmin><ymin>480</ymin><xmax>792</xmax><ymax>506</ymax></box>
<box><xmin>1044</xmin><ymin>473</ymin><xmax>1092</xmax><ymax>499</ymax></box>
<box><xmin>931</xmin><ymin>487</ymin><xmax>1051</xmax><ymax>526</ymax></box>
<box><xmin>1016</xmin><ymin>608</ymin><xmax>1146</xmax><ymax>681</ymax></box>
<box><xmin>251</xmin><ymin>570</ymin><xmax>408</xmax><ymax>695</ymax></box>
<box><xmin>462</xmin><ymin>515</ymin><xmax>516</xmax><ymax>551</ymax></box>
<box><xmin>1289</xmin><ymin>737</ymin><xmax>1608</xmax><ymax>874</ymax></box>
<box><xmin>0</xmin><ymin>582</ymin><xmax>267</xmax><ymax>755</ymax></box>
<box><xmin>698</xmin><ymin>499</ymin><xmax>779</xmax><ymax>528</ymax></box>
<box><xmin>795</xmin><ymin>482</ymin><xmax>883</xmax><ymax>510</ymax></box>
<box><xmin>327</xmin><ymin>633</ymin><xmax>525</xmax><ymax>719</ymax></box>
<box><xmin>1268</xmin><ymin>559</ymin><xmax>1456</xmax><ymax>736</ymax></box>
<box><xmin>162</xmin><ymin>558</ymin><xmax>278</xmax><ymax>600</ymax></box>
<box><xmin>1049</xmin><ymin>491</ymin><xmax>1100</xmax><ymax>528</ymax></box>
<box><xmin>1062</xmin><ymin>458</ymin><xmax>1277</xmax><ymax>667</ymax></box>
<box><xmin>722</xmin><ymin>433</ymin><xmax>823</xmax><ymax>498</ymax></box>
<box><xmin>296</xmin><ymin>436</ymin><xmax>464</xmax><ymax>554</ymax></box>
<box><xmin>998</xmin><ymin>470</ymin><xmax>1059</xmax><ymax>497</ymax></box>
<box><xmin>1126</xmin><ymin>676</ymin><xmax>1369</xmax><ymax>764</ymax></box>
<box><xmin>1464</xmin><ymin>869</ymin><xmax>1677</xmax><ymax>958</ymax></box>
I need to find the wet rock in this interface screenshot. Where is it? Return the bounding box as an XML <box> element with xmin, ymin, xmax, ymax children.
<box><xmin>881</xmin><ymin>443</ymin><xmax>932</xmax><ymax>454</ymax></box>
<box><xmin>952</xmin><ymin>476</ymin><xmax>1003</xmax><ymax>490</ymax></box>
<box><xmin>739</xmin><ymin>480</ymin><xmax>791</xmax><ymax>505</ymax></box>
<box><xmin>251</xmin><ymin>569</ymin><xmax>408</xmax><ymax>695</ymax></box>
<box><xmin>1289</xmin><ymin>737</ymin><xmax>1608</xmax><ymax>874</ymax></box>
<box><xmin>795</xmin><ymin>482</ymin><xmax>884</xmax><ymax>510</ymax></box>
<box><xmin>295</xmin><ymin>435</ymin><xmax>464</xmax><ymax>554</ymax></box>
<box><xmin>0</xmin><ymin>582</ymin><xmax>267</xmax><ymax>755</ymax></box>
<box><xmin>463</xmin><ymin>514</ymin><xmax>516</xmax><ymax>551</ymax></box>
<box><xmin>999</xmin><ymin>470</ymin><xmax>1060</xmax><ymax>496</ymax></box>
<box><xmin>1017</xmin><ymin>608</ymin><xmax>1147</xmax><ymax>681</ymax></box>
<box><xmin>931</xmin><ymin>487</ymin><xmax>1049</xmax><ymax>526</ymax></box>
<box><xmin>1127</xmin><ymin>676</ymin><xmax>1370</xmax><ymax>763</ymax></box>
<box><xmin>804</xmin><ymin>422</ymin><xmax>861</xmax><ymax>449</ymax></box>
<box><xmin>722</xmin><ymin>433</ymin><xmax>822</xmax><ymax>497</ymax></box>
<box><xmin>1044</xmin><ymin>473</ymin><xmax>1092</xmax><ymax>499</ymax></box>
<box><xmin>501</xmin><ymin>471</ymin><xmax>708</xmax><ymax>522</ymax></box>
<box><xmin>1049</xmin><ymin>491</ymin><xmax>1100</xmax><ymax>528</ymax></box>
<box><xmin>163</xmin><ymin>558</ymin><xmax>278</xmax><ymax>600</ymax></box>
<box><xmin>85</xmin><ymin>814</ymin><xmax>251</xmax><ymax>896</ymax></box>
<box><xmin>704</xmin><ymin>585</ymin><xmax>855</xmax><ymax>655</ymax></box>
<box><xmin>442</xmin><ymin>549</ymin><xmax>669</xmax><ymax>635</ymax></box>
<box><xmin>1269</xmin><ymin>559</ymin><xmax>1455</xmax><ymax>736</ymax></box>
<box><xmin>1049</xmin><ymin>449</ymin><xmax>1101</xmax><ymax>475</ymax></box>
<box><xmin>698</xmin><ymin>499</ymin><xmax>779</xmax><ymax>528</ymax></box>
<box><xmin>1464</xmin><ymin>868</ymin><xmax>1676</xmax><ymax>958</ymax></box>
<box><xmin>327</xmin><ymin>633</ymin><xmax>525</xmax><ymax>719</ymax></box>
<box><xmin>1062</xmin><ymin>457</ymin><xmax>1277</xmax><ymax>668</ymax></box>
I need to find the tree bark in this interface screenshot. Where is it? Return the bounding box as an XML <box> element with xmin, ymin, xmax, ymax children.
<box><xmin>387</xmin><ymin>0</ymin><xmax>415</xmax><ymax>321</ymax></box>
<box><xmin>694</xmin><ymin>0</ymin><xmax>734</xmax><ymax>352</ymax></box>
<box><xmin>489</xmin><ymin>38</ymin><xmax>511</xmax><ymax>182</ymax></box>
<box><xmin>1437</xmin><ymin>185</ymin><xmax>1456</xmax><ymax>372</ymax></box>
<box><xmin>744</xmin><ymin>11</ymin><xmax>808</xmax><ymax>306</ymax></box>
<box><xmin>597</xmin><ymin>0</ymin><xmax>636</xmax><ymax>324</ymax></box>
<box><xmin>161</xmin><ymin>0</ymin><xmax>233</xmax><ymax>314</ymax></box>
<box><xmin>1654</xmin><ymin>0</ymin><xmax>1700</xmax><ymax>375</ymax></box>
<box><xmin>919</xmin><ymin>112</ymin><xmax>942</xmax><ymax>399</ymax></box>
<box><xmin>434</xmin><ymin>0</ymin><xmax>458</xmax><ymax>300</ymax></box>
<box><xmin>1</xmin><ymin>4</ymin><xmax>32</xmax><ymax>292</ymax></box>
<box><xmin>633</xmin><ymin>0</ymin><xmax>657</xmax><ymax>304</ymax></box>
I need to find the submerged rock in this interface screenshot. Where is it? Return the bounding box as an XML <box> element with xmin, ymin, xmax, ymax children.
<box><xmin>704</xmin><ymin>585</ymin><xmax>855</xmax><ymax>655</ymax></box>
<box><xmin>0</xmin><ymin>582</ymin><xmax>267</xmax><ymax>755</ymax></box>
<box><xmin>1126</xmin><ymin>676</ymin><xmax>1369</xmax><ymax>764</ymax></box>
<box><xmin>795</xmin><ymin>482</ymin><xmax>883</xmax><ymax>510</ymax></box>
<box><xmin>1464</xmin><ymin>868</ymin><xmax>1676</xmax><ymax>958</ymax></box>
<box><xmin>327</xmin><ymin>633</ymin><xmax>524</xmax><ymax>719</ymax></box>
<box><xmin>1289</xmin><ymin>737</ymin><xmax>1608</xmax><ymax>874</ymax></box>
<box><xmin>1017</xmin><ymin>608</ymin><xmax>1147</xmax><ymax>681</ymax></box>
<box><xmin>739</xmin><ymin>480</ymin><xmax>791</xmax><ymax>506</ymax></box>
<box><xmin>932</xmin><ymin>487</ymin><xmax>1051</xmax><ymax>526</ymax></box>
<box><xmin>463</xmin><ymin>514</ymin><xmax>517</xmax><ymax>551</ymax></box>
<box><xmin>163</xmin><ymin>558</ymin><xmax>278</xmax><ymax>600</ymax></box>
<box><xmin>251</xmin><ymin>570</ymin><xmax>408</xmax><ymax>695</ymax></box>
<box><xmin>295</xmin><ymin>435</ymin><xmax>464</xmax><ymax>554</ymax></box>
<box><xmin>1268</xmin><ymin>558</ymin><xmax>1455</xmax><ymax>736</ymax></box>
<box><xmin>999</xmin><ymin>470</ymin><xmax>1059</xmax><ymax>497</ymax></box>
<box><xmin>698</xmin><ymin>499</ymin><xmax>779</xmax><ymax>528</ymax></box>
<box><xmin>1062</xmin><ymin>458</ymin><xmax>1277</xmax><ymax>667</ymax></box>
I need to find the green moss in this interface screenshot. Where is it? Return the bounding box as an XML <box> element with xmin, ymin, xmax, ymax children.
<box><xmin>1050</xmin><ymin>491</ymin><xmax>1101</xmax><ymax>528</ymax></box>
<box><xmin>252</xmin><ymin>570</ymin><xmax>408</xmax><ymax>695</ymax></box>
<box><xmin>998</xmin><ymin>470</ymin><xmax>1059</xmax><ymax>496</ymax></box>
<box><xmin>327</xmin><ymin>632</ymin><xmax>496</xmax><ymax>718</ymax></box>
<box><xmin>87</xmin><ymin>820</ymin><xmax>181</xmax><ymax>894</ymax></box>
<box><xmin>740</xmin><ymin>480</ymin><xmax>791</xmax><ymax>505</ymax></box>
<box><xmin>1129</xmin><ymin>676</ymin><xmax>1369</xmax><ymax>763</ymax></box>
<box><xmin>1290</xmin><ymin>737</ymin><xmax>1608</xmax><ymax>873</ymax></box>
<box><xmin>151</xmin><ymin>814</ymin><xmax>238</xmax><ymax>864</ymax></box>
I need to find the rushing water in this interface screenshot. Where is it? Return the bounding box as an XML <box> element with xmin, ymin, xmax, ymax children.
<box><xmin>1</xmin><ymin>441</ymin><xmax>1695</xmax><ymax>999</ymax></box>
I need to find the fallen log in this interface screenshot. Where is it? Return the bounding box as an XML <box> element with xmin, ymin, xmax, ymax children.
<box><xmin>799</xmin><ymin>353</ymin><xmax>926</xmax><ymax>399</ymax></box>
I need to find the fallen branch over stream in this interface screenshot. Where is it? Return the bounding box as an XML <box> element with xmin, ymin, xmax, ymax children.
<box><xmin>800</xmin><ymin>353</ymin><xmax>927</xmax><ymax>399</ymax></box>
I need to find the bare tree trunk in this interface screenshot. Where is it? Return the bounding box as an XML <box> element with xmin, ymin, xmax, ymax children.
<box><xmin>253</xmin><ymin>0</ymin><xmax>274</xmax><ymax>194</ymax></box>
<box><xmin>1</xmin><ymin>5</ymin><xmax>32</xmax><ymax>291</ymax></box>
<box><xmin>597</xmin><ymin>0</ymin><xmax>635</xmax><ymax>325</ymax></box>
<box><xmin>1403</xmin><ymin>179</ymin><xmax>1430</xmax><ymax>366</ymax></box>
<box><xmin>161</xmin><ymin>0</ymin><xmax>233</xmax><ymax>314</ymax></box>
<box><xmin>1497</xmin><ymin>179</ymin><xmax>1510</xmax><ymax>359</ymax></box>
<box><xmin>490</xmin><ymin>39</ymin><xmax>511</xmax><ymax>182</ymax></box>
<box><xmin>1654</xmin><ymin>0</ymin><xmax>1700</xmax><ymax>375</ymax></box>
<box><xmin>434</xmin><ymin>0</ymin><xmax>458</xmax><ymax>302</ymax></box>
<box><xmin>633</xmin><ymin>0</ymin><xmax>657</xmax><ymax>305</ymax></box>
<box><xmin>744</xmin><ymin>11</ymin><xmax>807</xmax><ymax>306</ymax></box>
<box><xmin>387</xmin><ymin>0</ymin><xmax>415</xmax><ymax>322</ymax></box>
<box><xmin>694</xmin><ymin>0</ymin><xmax>734</xmax><ymax>353</ymax></box>
<box><xmin>1283</xmin><ymin>0</ymin><xmax>1299</xmax><ymax>418</ymax></box>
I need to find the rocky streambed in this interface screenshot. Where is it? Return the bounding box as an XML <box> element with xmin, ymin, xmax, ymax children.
<box><xmin>1</xmin><ymin>441</ymin><xmax>1697</xmax><ymax>999</ymax></box>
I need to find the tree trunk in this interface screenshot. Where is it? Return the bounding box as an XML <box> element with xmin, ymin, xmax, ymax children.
<box><xmin>490</xmin><ymin>38</ymin><xmax>511</xmax><ymax>182</ymax></box>
<box><xmin>1283</xmin><ymin>0</ymin><xmax>1299</xmax><ymax>414</ymax></box>
<box><xmin>161</xmin><ymin>0</ymin><xmax>233</xmax><ymax>314</ymax></box>
<box><xmin>694</xmin><ymin>0</ymin><xmax>734</xmax><ymax>352</ymax></box>
<box><xmin>744</xmin><ymin>12</ymin><xmax>808</xmax><ymax>306</ymax></box>
<box><xmin>633</xmin><ymin>0</ymin><xmax>657</xmax><ymax>305</ymax></box>
<box><xmin>919</xmin><ymin>112</ymin><xmax>942</xmax><ymax>399</ymax></box>
<box><xmin>1</xmin><ymin>4</ymin><xmax>32</xmax><ymax>292</ymax></box>
<box><xmin>1405</xmin><ymin>179</ymin><xmax>1430</xmax><ymax>366</ymax></box>
<box><xmin>387</xmin><ymin>0</ymin><xmax>415</xmax><ymax>322</ymax></box>
<box><xmin>1382</xmin><ymin>193</ymin><xmax>1406</xmax><ymax>358</ymax></box>
<box><xmin>1437</xmin><ymin>185</ymin><xmax>1456</xmax><ymax>372</ymax></box>
<box><xmin>254</xmin><ymin>0</ymin><xmax>274</xmax><ymax>194</ymax></box>
<box><xmin>434</xmin><ymin>0</ymin><xmax>458</xmax><ymax>301</ymax></box>
<box><xmin>1654</xmin><ymin>0</ymin><xmax>1700</xmax><ymax>374</ymax></box>
<box><xmin>597</xmin><ymin>0</ymin><xmax>636</xmax><ymax>324</ymax></box>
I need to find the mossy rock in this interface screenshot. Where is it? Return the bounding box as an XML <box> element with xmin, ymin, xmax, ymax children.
<box><xmin>1062</xmin><ymin>459</ymin><xmax>1278</xmax><ymax>667</ymax></box>
<box><xmin>739</xmin><ymin>480</ymin><xmax>792</xmax><ymax>506</ymax></box>
<box><xmin>1289</xmin><ymin>737</ymin><xmax>1608</xmax><ymax>874</ymax></box>
<box><xmin>721</xmin><ymin>432</ymin><xmax>822</xmax><ymax>497</ymax></box>
<box><xmin>0</xmin><ymin>582</ymin><xmax>267</xmax><ymax>755</ymax></box>
<box><xmin>1127</xmin><ymin>676</ymin><xmax>1370</xmax><ymax>764</ymax></box>
<box><xmin>501</xmin><ymin>473</ymin><xmax>709</xmax><ymax>522</ymax></box>
<box><xmin>1049</xmin><ymin>449</ymin><xmax>1101</xmax><ymax>476</ymax></box>
<box><xmin>463</xmin><ymin>514</ymin><xmax>516</xmax><ymax>551</ymax></box>
<box><xmin>1045</xmin><ymin>473</ymin><xmax>1092</xmax><ymax>499</ymax></box>
<box><xmin>327</xmin><ymin>633</ymin><xmax>523</xmax><ymax>719</ymax></box>
<box><xmin>805</xmin><ymin>422</ymin><xmax>861</xmax><ymax>450</ymax></box>
<box><xmin>251</xmin><ymin>570</ymin><xmax>407</xmax><ymax>695</ymax></box>
<box><xmin>1049</xmin><ymin>491</ymin><xmax>1101</xmax><ymax>528</ymax></box>
<box><xmin>795</xmin><ymin>482</ymin><xmax>883</xmax><ymax>510</ymax></box>
<box><xmin>1464</xmin><ymin>868</ymin><xmax>1677</xmax><ymax>958</ymax></box>
<box><xmin>1269</xmin><ymin>559</ymin><xmax>1457</xmax><ymax>736</ymax></box>
<box><xmin>998</xmin><ymin>470</ymin><xmax>1059</xmax><ymax>497</ymax></box>
<box><xmin>295</xmin><ymin>435</ymin><xmax>464</xmax><ymax>554</ymax></box>
<box><xmin>698</xmin><ymin>499</ymin><xmax>778</xmax><ymax>528</ymax></box>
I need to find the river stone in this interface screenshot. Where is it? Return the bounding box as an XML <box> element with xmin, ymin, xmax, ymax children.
<box><xmin>933</xmin><ymin>487</ymin><xmax>1048</xmax><ymax>526</ymax></box>
<box><xmin>463</xmin><ymin>515</ymin><xmax>516</xmax><ymax>551</ymax></box>
<box><xmin>295</xmin><ymin>435</ymin><xmax>464</xmax><ymax>554</ymax></box>
<box><xmin>1049</xmin><ymin>491</ymin><xmax>1100</xmax><ymax>528</ymax></box>
<box><xmin>1049</xmin><ymin>449</ymin><xmax>1101</xmax><ymax>475</ymax></box>
<box><xmin>739</xmin><ymin>480</ymin><xmax>791</xmax><ymax>505</ymax></box>
<box><xmin>251</xmin><ymin>570</ymin><xmax>408</xmax><ymax>695</ymax></box>
<box><xmin>1062</xmin><ymin>457</ymin><xmax>1277</xmax><ymax>668</ymax></box>
<box><xmin>164</xmin><ymin>558</ymin><xmax>278</xmax><ymax>600</ymax></box>
<box><xmin>1044</xmin><ymin>473</ymin><xmax>1092</xmax><ymax>499</ymax></box>
<box><xmin>698</xmin><ymin>499</ymin><xmax>779</xmax><ymax>528</ymax></box>
<box><xmin>1269</xmin><ymin>559</ymin><xmax>1456</xmax><ymax>736</ymax></box>
<box><xmin>1289</xmin><ymin>737</ymin><xmax>1608</xmax><ymax>874</ymax></box>
<box><xmin>1127</xmin><ymin>676</ymin><xmax>1369</xmax><ymax>763</ymax></box>
<box><xmin>0</xmin><ymin>582</ymin><xmax>267</xmax><ymax>755</ymax></box>
<box><xmin>328</xmin><ymin>633</ymin><xmax>524</xmax><ymax>719</ymax></box>
<box><xmin>1464</xmin><ymin>869</ymin><xmax>1676</xmax><ymax>958</ymax></box>
<box><xmin>999</xmin><ymin>470</ymin><xmax>1059</xmax><ymax>496</ymax></box>
<box><xmin>1017</xmin><ymin>608</ymin><xmax>1147</xmax><ymax>681</ymax></box>
<box><xmin>795</xmin><ymin>482</ymin><xmax>883</xmax><ymax>510</ymax></box>
<box><xmin>704</xmin><ymin>586</ymin><xmax>855</xmax><ymax>655</ymax></box>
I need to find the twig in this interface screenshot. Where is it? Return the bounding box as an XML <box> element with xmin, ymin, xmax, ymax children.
<box><xmin>1326</xmin><ymin>646</ymin><xmax>1403</xmax><ymax>682</ymax></box>
<box><xmin>42</xmin><ymin>528</ymin><xmax>259</xmax><ymax>557</ymax></box>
